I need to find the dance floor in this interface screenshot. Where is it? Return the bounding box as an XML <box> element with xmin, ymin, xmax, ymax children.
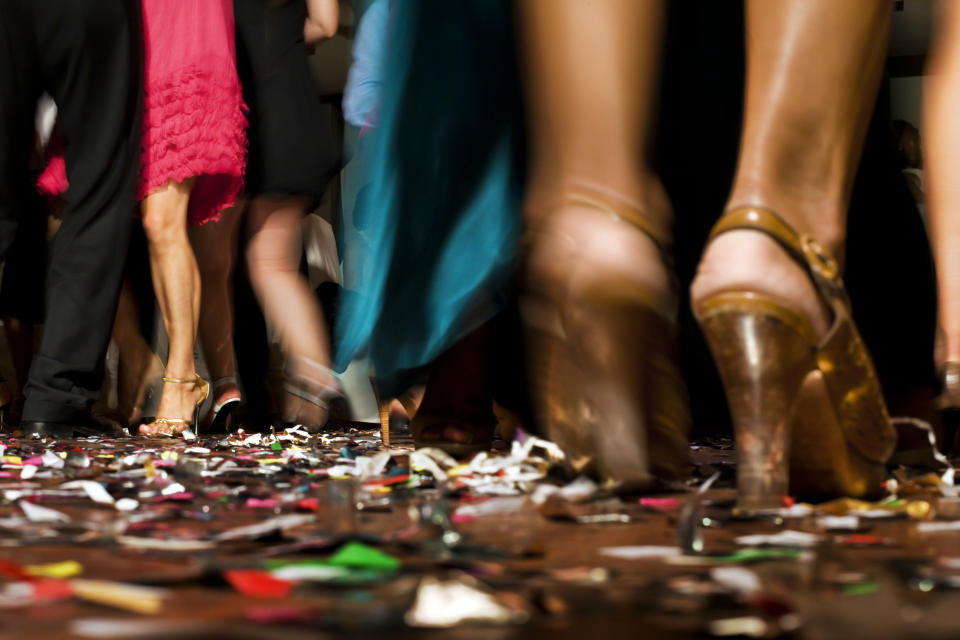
<box><xmin>0</xmin><ymin>424</ymin><xmax>957</xmax><ymax>639</ymax></box>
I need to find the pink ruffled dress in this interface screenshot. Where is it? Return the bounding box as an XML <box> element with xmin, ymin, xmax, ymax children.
<box><xmin>40</xmin><ymin>0</ymin><xmax>247</xmax><ymax>225</ymax></box>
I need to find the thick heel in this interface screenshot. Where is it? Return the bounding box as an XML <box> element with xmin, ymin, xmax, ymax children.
<box><xmin>370</xmin><ymin>378</ymin><xmax>390</xmax><ymax>448</ymax></box>
<box><xmin>698</xmin><ymin>295</ymin><xmax>817</xmax><ymax>512</ymax></box>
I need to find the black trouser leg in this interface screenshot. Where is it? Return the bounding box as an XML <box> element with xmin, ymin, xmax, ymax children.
<box><xmin>20</xmin><ymin>0</ymin><xmax>143</xmax><ymax>422</ymax></box>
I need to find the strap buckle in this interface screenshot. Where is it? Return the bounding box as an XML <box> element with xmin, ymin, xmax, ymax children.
<box><xmin>800</xmin><ymin>234</ymin><xmax>839</xmax><ymax>280</ymax></box>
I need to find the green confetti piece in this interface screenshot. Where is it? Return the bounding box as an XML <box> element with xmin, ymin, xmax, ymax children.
<box><xmin>841</xmin><ymin>581</ymin><xmax>879</xmax><ymax>596</ymax></box>
<box><xmin>270</xmin><ymin>442</ymin><xmax>283</xmax><ymax>451</ymax></box>
<box><xmin>709</xmin><ymin>548</ymin><xmax>804</xmax><ymax>563</ymax></box>
<box><xmin>327</xmin><ymin>541</ymin><xmax>400</xmax><ymax>571</ymax></box>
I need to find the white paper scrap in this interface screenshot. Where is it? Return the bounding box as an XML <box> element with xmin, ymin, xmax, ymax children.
<box><xmin>817</xmin><ymin>516</ymin><xmax>860</xmax><ymax>531</ymax></box>
<box><xmin>62</xmin><ymin>480</ymin><xmax>114</xmax><ymax>505</ymax></box>
<box><xmin>270</xmin><ymin>566</ymin><xmax>348</xmax><ymax>581</ymax></box>
<box><xmin>916</xmin><ymin>521</ymin><xmax>960</xmax><ymax>533</ymax></box>
<box><xmin>215</xmin><ymin>514</ymin><xmax>314</xmax><ymax>541</ymax></box>
<box><xmin>405</xmin><ymin>576</ymin><xmax>526</xmax><ymax>628</ymax></box>
<box><xmin>734</xmin><ymin>530</ymin><xmax>823</xmax><ymax>548</ymax></box>
<box><xmin>19</xmin><ymin>500</ymin><xmax>70</xmax><ymax>523</ymax></box>
<box><xmin>598</xmin><ymin>546</ymin><xmax>681</xmax><ymax>559</ymax></box>
<box><xmin>115</xmin><ymin>498</ymin><xmax>139</xmax><ymax>512</ymax></box>
<box><xmin>161</xmin><ymin>483</ymin><xmax>186</xmax><ymax>496</ymax></box>
<box><xmin>711</xmin><ymin>566</ymin><xmax>762</xmax><ymax>595</ymax></box>
<box><xmin>41</xmin><ymin>451</ymin><xmax>65</xmax><ymax>469</ymax></box>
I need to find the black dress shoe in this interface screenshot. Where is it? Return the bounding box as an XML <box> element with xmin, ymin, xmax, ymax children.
<box><xmin>21</xmin><ymin>414</ymin><xmax>125</xmax><ymax>439</ymax></box>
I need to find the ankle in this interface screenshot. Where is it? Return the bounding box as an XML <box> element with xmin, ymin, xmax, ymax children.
<box><xmin>523</xmin><ymin>183</ymin><xmax>678</xmax><ymax>316</ymax></box>
<box><xmin>724</xmin><ymin>191</ymin><xmax>845</xmax><ymax>258</ymax></box>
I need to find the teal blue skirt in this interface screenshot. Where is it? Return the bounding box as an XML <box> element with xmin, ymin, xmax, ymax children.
<box><xmin>334</xmin><ymin>0</ymin><xmax>524</xmax><ymax>396</ymax></box>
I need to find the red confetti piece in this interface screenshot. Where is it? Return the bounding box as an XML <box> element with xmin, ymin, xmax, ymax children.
<box><xmin>30</xmin><ymin>579</ymin><xmax>74</xmax><ymax>600</ymax></box>
<box><xmin>840</xmin><ymin>534</ymin><xmax>887</xmax><ymax>546</ymax></box>
<box><xmin>362</xmin><ymin>474</ymin><xmax>409</xmax><ymax>487</ymax></box>
<box><xmin>224</xmin><ymin>570</ymin><xmax>294</xmax><ymax>599</ymax></box>
<box><xmin>296</xmin><ymin>498</ymin><xmax>319</xmax><ymax>512</ymax></box>
<box><xmin>0</xmin><ymin>560</ymin><xmax>28</xmax><ymax>580</ymax></box>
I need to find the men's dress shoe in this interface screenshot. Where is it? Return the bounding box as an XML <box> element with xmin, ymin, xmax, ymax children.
<box><xmin>22</xmin><ymin>414</ymin><xmax>125</xmax><ymax>439</ymax></box>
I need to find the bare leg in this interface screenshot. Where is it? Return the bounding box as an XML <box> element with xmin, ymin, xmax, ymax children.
<box><xmin>245</xmin><ymin>196</ymin><xmax>335</xmax><ymax>427</ymax></box>
<box><xmin>190</xmin><ymin>202</ymin><xmax>243</xmax><ymax>421</ymax></box>
<box><xmin>927</xmin><ymin>3</ymin><xmax>960</xmax><ymax>367</ymax></box>
<box><xmin>691</xmin><ymin>0</ymin><xmax>891</xmax><ymax>331</ymax></box>
<box><xmin>139</xmin><ymin>178</ymin><xmax>206</xmax><ymax>435</ymax></box>
<box><xmin>517</xmin><ymin>0</ymin><xmax>692</xmax><ymax>485</ymax></box>
<box><xmin>519</xmin><ymin>0</ymin><xmax>672</xmax><ymax>309</ymax></box>
<box><xmin>110</xmin><ymin>280</ymin><xmax>163</xmax><ymax>424</ymax></box>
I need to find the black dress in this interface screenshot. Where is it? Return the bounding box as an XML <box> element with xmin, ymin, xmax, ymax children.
<box><xmin>233</xmin><ymin>0</ymin><xmax>338</xmax><ymax>202</ymax></box>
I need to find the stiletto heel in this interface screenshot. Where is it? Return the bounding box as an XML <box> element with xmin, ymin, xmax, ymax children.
<box><xmin>521</xmin><ymin>187</ymin><xmax>691</xmax><ymax>488</ymax></box>
<box><xmin>207</xmin><ymin>377</ymin><xmax>241</xmax><ymax>433</ymax></box>
<box><xmin>695</xmin><ymin>206</ymin><xmax>896</xmax><ymax>511</ymax></box>
<box><xmin>146</xmin><ymin>376</ymin><xmax>210</xmax><ymax>436</ymax></box>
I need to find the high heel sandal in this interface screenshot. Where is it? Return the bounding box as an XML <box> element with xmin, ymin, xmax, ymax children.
<box><xmin>144</xmin><ymin>376</ymin><xmax>210</xmax><ymax>436</ymax></box>
<box><xmin>206</xmin><ymin>377</ymin><xmax>242</xmax><ymax>433</ymax></box>
<box><xmin>694</xmin><ymin>206</ymin><xmax>896</xmax><ymax>512</ymax></box>
<box><xmin>520</xmin><ymin>187</ymin><xmax>691</xmax><ymax>489</ymax></box>
<box><xmin>283</xmin><ymin>357</ymin><xmax>348</xmax><ymax>433</ymax></box>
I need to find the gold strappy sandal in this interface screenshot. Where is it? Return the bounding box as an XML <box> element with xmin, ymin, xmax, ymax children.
<box><xmin>695</xmin><ymin>206</ymin><xmax>896</xmax><ymax>512</ymax></box>
<box><xmin>520</xmin><ymin>187</ymin><xmax>691</xmax><ymax>489</ymax></box>
<box><xmin>142</xmin><ymin>376</ymin><xmax>210</xmax><ymax>437</ymax></box>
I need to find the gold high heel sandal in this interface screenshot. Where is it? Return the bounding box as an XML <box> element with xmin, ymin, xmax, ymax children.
<box><xmin>695</xmin><ymin>206</ymin><xmax>896</xmax><ymax>512</ymax></box>
<box><xmin>521</xmin><ymin>187</ymin><xmax>691</xmax><ymax>489</ymax></box>
<box><xmin>146</xmin><ymin>376</ymin><xmax>210</xmax><ymax>436</ymax></box>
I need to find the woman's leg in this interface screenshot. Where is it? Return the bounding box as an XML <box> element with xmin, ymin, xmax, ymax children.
<box><xmin>190</xmin><ymin>202</ymin><xmax>243</xmax><ymax>422</ymax></box>
<box><xmin>691</xmin><ymin>1</ymin><xmax>893</xmax><ymax>508</ymax></box>
<box><xmin>517</xmin><ymin>0</ymin><xmax>691</xmax><ymax>485</ymax></box>
<box><xmin>691</xmin><ymin>0</ymin><xmax>891</xmax><ymax>328</ymax></box>
<box><xmin>110</xmin><ymin>279</ymin><xmax>163</xmax><ymax>424</ymax></box>
<box><xmin>139</xmin><ymin>178</ymin><xmax>206</xmax><ymax>435</ymax></box>
<box><xmin>519</xmin><ymin>0</ymin><xmax>671</xmax><ymax>298</ymax></box>
<box><xmin>927</xmin><ymin>2</ymin><xmax>960</xmax><ymax>369</ymax></box>
<box><xmin>245</xmin><ymin>196</ymin><xmax>335</xmax><ymax>427</ymax></box>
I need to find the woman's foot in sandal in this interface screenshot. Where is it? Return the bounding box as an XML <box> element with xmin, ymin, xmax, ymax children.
<box><xmin>522</xmin><ymin>186</ymin><xmax>691</xmax><ymax>489</ymax></box>
<box><xmin>139</xmin><ymin>374</ymin><xmax>209</xmax><ymax>437</ymax></box>
<box><xmin>405</xmin><ymin>326</ymin><xmax>497</xmax><ymax>458</ymax></box>
<box><xmin>692</xmin><ymin>207</ymin><xmax>896</xmax><ymax>511</ymax></box>
<box><xmin>205</xmin><ymin>377</ymin><xmax>242</xmax><ymax>433</ymax></box>
<box><xmin>282</xmin><ymin>356</ymin><xmax>346</xmax><ymax>432</ymax></box>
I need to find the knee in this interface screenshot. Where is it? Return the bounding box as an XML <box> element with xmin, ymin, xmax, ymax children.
<box><xmin>195</xmin><ymin>243</ymin><xmax>233</xmax><ymax>280</ymax></box>
<box><xmin>141</xmin><ymin>205</ymin><xmax>183</xmax><ymax>248</ymax></box>
<box><xmin>245</xmin><ymin>246</ymin><xmax>295</xmax><ymax>290</ymax></box>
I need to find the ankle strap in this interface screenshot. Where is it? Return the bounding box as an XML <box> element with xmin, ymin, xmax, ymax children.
<box><xmin>162</xmin><ymin>376</ymin><xmax>203</xmax><ymax>385</ymax></box>
<box><xmin>708</xmin><ymin>206</ymin><xmax>845</xmax><ymax>306</ymax></box>
<box><xmin>284</xmin><ymin>356</ymin><xmax>339</xmax><ymax>381</ymax></box>
<box><xmin>563</xmin><ymin>187</ymin><xmax>671</xmax><ymax>254</ymax></box>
